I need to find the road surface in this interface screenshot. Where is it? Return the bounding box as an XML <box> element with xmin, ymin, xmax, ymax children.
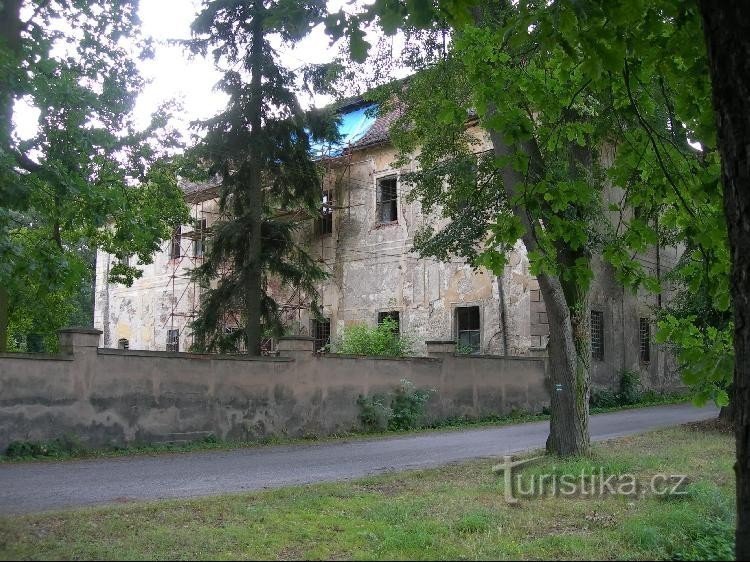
<box><xmin>0</xmin><ymin>403</ymin><xmax>716</xmax><ymax>514</ymax></box>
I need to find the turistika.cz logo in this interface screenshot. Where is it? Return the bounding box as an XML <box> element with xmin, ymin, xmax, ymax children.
<box><xmin>492</xmin><ymin>455</ymin><xmax>689</xmax><ymax>504</ymax></box>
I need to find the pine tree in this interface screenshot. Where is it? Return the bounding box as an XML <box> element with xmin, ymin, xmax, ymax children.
<box><xmin>187</xmin><ymin>0</ymin><xmax>334</xmax><ymax>355</ymax></box>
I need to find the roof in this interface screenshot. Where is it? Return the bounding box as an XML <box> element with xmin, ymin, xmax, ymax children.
<box><xmin>180</xmin><ymin>97</ymin><xmax>400</xmax><ymax>200</ymax></box>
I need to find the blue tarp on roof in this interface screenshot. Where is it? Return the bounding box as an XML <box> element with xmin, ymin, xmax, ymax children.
<box><xmin>310</xmin><ymin>103</ymin><xmax>377</xmax><ymax>158</ymax></box>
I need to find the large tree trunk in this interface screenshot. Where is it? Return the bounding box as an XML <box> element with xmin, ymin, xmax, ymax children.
<box><xmin>697</xmin><ymin>1</ymin><xmax>750</xmax><ymax>557</ymax></box>
<box><xmin>486</xmin><ymin>116</ymin><xmax>591</xmax><ymax>457</ymax></box>
<box><xmin>242</xmin><ymin>0</ymin><xmax>265</xmax><ymax>356</ymax></box>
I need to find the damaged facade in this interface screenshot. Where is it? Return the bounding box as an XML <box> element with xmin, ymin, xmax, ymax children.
<box><xmin>94</xmin><ymin>99</ymin><xmax>681</xmax><ymax>389</ymax></box>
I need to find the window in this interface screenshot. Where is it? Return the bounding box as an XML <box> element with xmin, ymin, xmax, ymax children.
<box><xmin>193</xmin><ymin>218</ymin><xmax>207</xmax><ymax>257</ymax></box>
<box><xmin>166</xmin><ymin>329</ymin><xmax>179</xmax><ymax>352</ymax></box>
<box><xmin>316</xmin><ymin>189</ymin><xmax>333</xmax><ymax>235</ymax></box>
<box><xmin>377</xmin><ymin>176</ymin><xmax>398</xmax><ymax>223</ymax></box>
<box><xmin>591</xmin><ymin>310</ymin><xmax>604</xmax><ymax>361</ymax></box>
<box><xmin>117</xmin><ymin>338</ymin><xmax>129</xmax><ymax>350</ymax></box>
<box><xmin>377</xmin><ymin>311</ymin><xmax>400</xmax><ymax>333</ymax></box>
<box><xmin>311</xmin><ymin>318</ymin><xmax>331</xmax><ymax>352</ymax></box>
<box><xmin>639</xmin><ymin>317</ymin><xmax>651</xmax><ymax>362</ymax></box>
<box><xmin>456</xmin><ymin>306</ymin><xmax>481</xmax><ymax>354</ymax></box>
<box><xmin>169</xmin><ymin>226</ymin><xmax>181</xmax><ymax>259</ymax></box>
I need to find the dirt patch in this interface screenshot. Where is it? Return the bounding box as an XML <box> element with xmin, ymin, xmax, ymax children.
<box><xmin>682</xmin><ymin>418</ymin><xmax>733</xmax><ymax>434</ymax></box>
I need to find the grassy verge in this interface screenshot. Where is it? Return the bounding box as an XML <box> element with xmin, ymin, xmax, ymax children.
<box><xmin>0</xmin><ymin>423</ymin><xmax>733</xmax><ymax>560</ymax></box>
<box><xmin>0</xmin><ymin>393</ymin><xmax>689</xmax><ymax>464</ymax></box>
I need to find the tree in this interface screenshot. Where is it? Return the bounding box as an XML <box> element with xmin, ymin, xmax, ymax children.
<box><xmin>697</xmin><ymin>1</ymin><xmax>750</xmax><ymax>556</ymax></box>
<box><xmin>186</xmin><ymin>0</ymin><xmax>334</xmax><ymax>355</ymax></box>
<box><xmin>332</xmin><ymin>0</ymin><xmax>726</xmax><ymax>458</ymax></box>
<box><xmin>0</xmin><ymin>0</ymin><xmax>189</xmax><ymax>350</ymax></box>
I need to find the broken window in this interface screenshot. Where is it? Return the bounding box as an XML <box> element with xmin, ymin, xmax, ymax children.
<box><xmin>193</xmin><ymin>218</ymin><xmax>207</xmax><ymax>257</ymax></box>
<box><xmin>456</xmin><ymin>306</ymin><xmax>480</xmax><ymax>354</ymax></box>
<box><xmin>639</xmin><ymin>317</ymin><xmax>651</xmax><ymax>363</ymax></box>
<box><xmin>591</xmin><ymin>310</ymin><xmax>604</xmax><ymax>361</ymax></box>
<box><xmin>316</xmin><ymin>189</ymin><xmax>333</xmax><ymax>235</ymax></box>
<box><xmin>169</xmin><ymin>226</ymin><xmax>181</xmax><ymax>259</ymax></box>
<box><xmin>377</xmin><ymin>311</ymin><xmax>400</xmax><ymax>333</ymax></box>
<box><xmin>311</xmin><ymin>318</ymin><xmax>331</xmax><ymax>352</ymax></box>
<box><xmin>166</xmin><ymin>329</ymin><xmax>179</xmax><ymax>352</ymax></box>
<box><xmin>117</xmin><ymin>338</ymin><xmax>129</xmax><ymax>350</ymax></box>
<box><xmin>377</xmin><ymin>176</ymin><xmax>398</xmax><ymax>223</ymax></box>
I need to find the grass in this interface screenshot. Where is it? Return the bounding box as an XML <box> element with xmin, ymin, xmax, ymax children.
<box><xmin>0</xmin><ymin>423</ymin><xmax>733</xmax><ymax>560</ymax></box>
<box><xmin>0</xmin><ymin>393</ymin><xmax>689</xmax><ymax>464</ymax></box>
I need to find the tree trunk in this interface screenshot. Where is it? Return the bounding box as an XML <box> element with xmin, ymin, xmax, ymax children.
<box><xmin>697</xmin><ymin>1</ymin><xmax>750</xmax><ymax>557</ymax></box>
<box><xmin>243</xmin><ymin>0</ymin><xmax>266</xmax><ymax>356</ymax></box>
<box><xmin>485</xmin><ymin>115</ymin><xmax>591</xmax><ymax>458</ymax></box>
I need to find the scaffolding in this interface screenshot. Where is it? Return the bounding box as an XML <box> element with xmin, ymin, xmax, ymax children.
<box><xmin>163</xmin><ymin>103</ymin><xmax>371</xmax><ymax>354</ymax></box>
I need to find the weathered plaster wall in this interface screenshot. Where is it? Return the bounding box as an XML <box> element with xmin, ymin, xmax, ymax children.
<box><xmin>0</xmin><ymin>330</ymin><xmax>547</xmax><ymax>450</ymax></box>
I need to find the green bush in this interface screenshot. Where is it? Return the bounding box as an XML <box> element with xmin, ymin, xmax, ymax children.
<box><xmin>357</xmin><ymin>378</ymin><xmax>435</xmax><ymax>432</ymax></box>
<box><xmin>619</xmin><ymin>369</ymin><xmax>642</xmax><ymax>405</ymax></box>
<box><xmin>5</xmin><ymin>435</ymin><xmax>86</xmax><ymax>459</ymax></box>
<box><xmin>590</xmin><ymin>370</ymin><xmax>644</xmax><ymax>409</ymax></box>
<box><xmin>333</xmin><ymin>317</ymin><xmax>415</xmax><ymax>357</ymax></box>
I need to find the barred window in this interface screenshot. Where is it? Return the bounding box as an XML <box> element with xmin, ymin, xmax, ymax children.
<box><xmin>117</xmin><ymin>338</ymin><xmax>129</xmax><ymax>350</ymax></box>
<box><xmin>591</xmin><ymin>310</ymin><xmax>604</xmax><ymax>361</ymax></box>
<box><xmin>639</xmin><ymin>317</ymin><xmax>651</xmax><ymax>363</ymax></box>
<box><xmin>316</xmin><ymin>190</ymin><xmax>333</xmax><ymax>235</ymax></box>
<box><xmin>311</xmin><ymin>318</ymin><xmax>331</xmax><ymax>352</ymax></box>
<box><xmin>377</xmin><ymin>311</ymin><xmax>400</xmax><ymax>333</ymax></box>
<box><xmin>456</xmin><ymin>306</ymin><xmax>481</xmax><ymax>354</ymax></box>
<box><xmin>166</xmin><ymin>329</ymin><xmax>179</xmax><ymax>352</ymax></box>
<box><xmin>377</xmin><ymin>176</ymin><xmax>398</xmax><ymax>223</ymax></box>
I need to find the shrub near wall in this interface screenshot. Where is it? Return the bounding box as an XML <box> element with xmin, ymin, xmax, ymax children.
<box><xmin>333</xmin><ymin>318</ymin><xmax>415</xmax><ymax>357</ymax></box>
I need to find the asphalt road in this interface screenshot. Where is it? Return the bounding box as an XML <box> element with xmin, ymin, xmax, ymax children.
<box><xmin>0</xmin><ymin>403</ymin><xmax>717</xmax><ymax>515</ymax></box>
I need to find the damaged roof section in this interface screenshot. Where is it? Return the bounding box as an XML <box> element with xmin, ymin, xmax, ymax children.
<box><xmin>179</xmin><ymin>97</ymin><xmax>401</xmax><ymax>201</ymax></box>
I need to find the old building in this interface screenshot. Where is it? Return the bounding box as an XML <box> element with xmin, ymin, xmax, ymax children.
<box><xmin>94</xmin><ymin>98</ymin><xmax>680</xmax><ymax>389</ymax></box>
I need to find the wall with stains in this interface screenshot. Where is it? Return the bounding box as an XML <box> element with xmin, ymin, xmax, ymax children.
<box><xmin>0</xmin><ymin>330</ymin><xmax>547</xmax><ymax>450</ymax></box>
<box><xmin>93</xmin><ymin>131</ymin><xmax>681</xmax><ymax>390</ymax></box>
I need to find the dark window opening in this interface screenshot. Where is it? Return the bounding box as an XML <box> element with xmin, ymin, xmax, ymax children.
<box><xmin>456</xmin><ymin>306</ymin><xmax>481</xmax><ymax>354</ymax></box>
<box><xmin>316</xmin><ymin>190</ymin><xmax>333</xmax><ymax>235</ymax></box>
<box><xmin>118</xmin><ymin>338</ymin><xmax>129</xmax><ymax>350</ymax></box>
<box><xmin>377</xmin><ymin>176</ymin><xmax>398</xmax><ymax>223</ymax></box>
<box><xmin>193</xmin><ymin>218</ymin><xmax>207</xmax><ymax>257</ymax></box>
<box><xmin>166</xmin><ymin>329</ymin><xmax>179</xmax><ymax>352</ymax></box>
<box><xmin>169</xmin><ymin>226</ymin><xmax>181</xmax><ymax>259</ymax></box>
<box><xmin>311</xmin><ymin>318</ymin><xmax>331</xmax><ymax>352</ymax></box>
<box><xmin>591</xmin><ymin>310</ymin><xmax>604</xmax><ymax>361</ymax></box>
<box><xmin>639</xmin><ymin>317</ymin><xmax>651</xmax><ymax>362</ymax></box>
<box><xmin>377</xmin><ymin>311</ymin><xmax>400</xmax><ymax>333</ymax></box>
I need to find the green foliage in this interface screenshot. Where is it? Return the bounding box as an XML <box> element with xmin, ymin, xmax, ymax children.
<box><xmin>0</xmin><ymin>1</ymin><xmax>189</xmax><ymax>347</ymax></box>
<box><xmin>186</xmin><ymin>0</ymin><xmax>334</xmax><ymax>354</ymax></box>
<box><xmin>590</xmin><ymin>370</ymin><xmax>644</xmax><ymax>409</ymax></box>
<box><xmin>333</xmin><ymin>317</ymin><xmax>415</xmax><ymax>357</ymax></box>
<box><xmin>671</xmin><ymin>517</ymin><xmax>734</xmax><ymax>561</ymax></box>
<box><xmin>5</xmin><ymin>435</ymin><xmax>85</xmax><ymax>460</ymax></box>
<box><xmin>357</xmin><ymin>379</ymin><xmax>435</xmax><ymax>432</ymax></box>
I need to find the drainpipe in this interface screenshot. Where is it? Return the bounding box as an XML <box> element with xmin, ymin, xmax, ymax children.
<box><xmin>496</xmin><ymin>275</ymin><xmax>509</xmax><ymax>355</ymax></box>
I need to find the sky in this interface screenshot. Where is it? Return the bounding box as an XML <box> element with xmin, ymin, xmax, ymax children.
<box><xmin>14</xmin><ymin>0</ymin><xmax>394</xmax><ymax>146</ymax></box>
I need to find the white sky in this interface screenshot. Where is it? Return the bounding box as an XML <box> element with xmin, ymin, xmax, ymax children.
<box><xmin>14</xmin><ymin>0</ymin><xmax>392</xmax><ymax>147</ymax></box>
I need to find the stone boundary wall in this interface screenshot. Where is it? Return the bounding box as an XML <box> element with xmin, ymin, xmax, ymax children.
<box><xmin>0</xmin><ymin>330</ymin><xmax>548</xmax><ymax>450</ymax></box>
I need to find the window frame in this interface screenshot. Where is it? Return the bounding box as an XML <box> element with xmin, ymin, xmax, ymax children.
<box><xmin>315</xmin><ymin>189</ymin><xmax>333</xmax><ymax>235</ymax></box>
<box><xmin>376</xmin><ymin>175</ymin><xmax>399</xmax><ymax>224</ymax></box>
<box><xmin>639</xmin><ymin>317</ymin><xmax>651</xmax><ymax>363</ymax></box>
<box><xmin>193</xmin><ymin>218</ymin><xmax>207</xmax><ymax>258</ymax></box>
<box><xmin>591</xmin><ymin>310</ymin><xmax>605</xmax><ymax>361</ymax></box>
<box><xmin>377</xmin><ymin>310</ymin><xmax>401</xmax><ymax>334</ymax></box>
<box><xmin>455</xmin><ymin>305</ymin><xmax>481</xmax><ymax>354</ymax></box>
<box><xmin>166</xmin><ymin>329</ymin><xmax>179</xmax><ymax>352</ymax></box>
<box><xmin>311</xmin><ymin>317</ymin><xmax>331</xmax><ymax>353</ymax></box>
<box><xmin>169</xmin><ymin>226</ymin><xmax>181</xmax><ymax>259</ymax></box>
